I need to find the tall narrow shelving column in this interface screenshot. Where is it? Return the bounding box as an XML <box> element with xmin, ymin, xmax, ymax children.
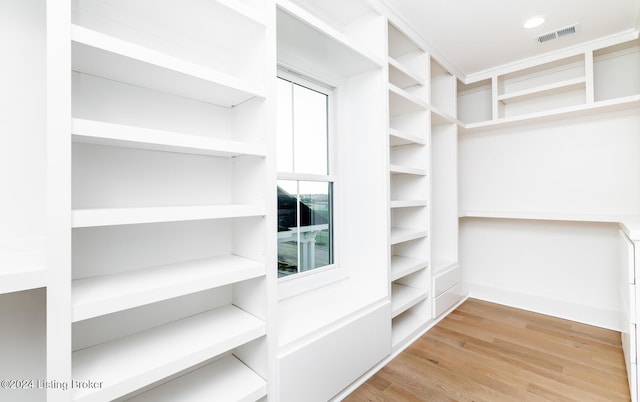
<box><xmin>69</xmin><ymin>1</ymin><xmax>273</xmax><ymax>401</ymax></box>
<box><xmin>430</xmin><ymin>58</ymin><xmax>463</xmax><ymax>319</ymax></box>
<box><xmin>386</xmin><ymin>21</ymin><xmax>431</xmax><ymax>349</ymax></box>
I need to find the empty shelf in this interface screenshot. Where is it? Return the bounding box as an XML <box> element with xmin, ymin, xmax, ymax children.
<box><xmin>388</xmin><ymin>57</ymin><xmax>425</xmax><ymax>89</ymax></box>
<box><xmin>391</xmin><ymin>255</ymin><xmax>429</xmax><ymax>281</ymax></box>
<box><xmin>71</xmin><ymin>204</ymin><xmax>265</xmax><ymax>228</ymax></box>
<box><xmin>72</xmin><ymin>119</ymin><xmax>266</xmax><ymax>158</ymax></box>
<box><xmin>72</xmin><ymin>254</ymin><xmax>264</xmax><ymax>322</ymax></box>
<box><xmin>389</xmin><ymin>164</ymin><xmax>427</xmax><ymax>176</ymax></box>
<box><xmin>71</xmin><ymin>25</ymin><xmax>264</xmax><ymax>107</ymax></box>
<box><xmin>391</xmin><ymin>283</ymin><xmax>428</xmax><ymax>318</ymax></box>
<box><xmin>389</xmin><ymin>84</ymin><xmax>428</xmax><ymax>115</ymax></box>
<box><xmin>125</xmin><ymin>354</ymin><xmax>266</xmax><ymax>402</ymax></box>
<box><xmin>390</xmin><ymin>200</ymin><xmax>428</xmax><ymax>209</ymax></box>
<box><xmin>389</xmin><ymin>128</ymin><xmax>426</xmax><ymax>146</ymax></box>
<box><xmin>72</xmin><ymin>305</ymin><xmax>265</xmax><ymax>401</ymax></box>
<box><xmin>390</xmin><ymin>227</ymin><xmax>428</xmax><ymax>245</ymax></box>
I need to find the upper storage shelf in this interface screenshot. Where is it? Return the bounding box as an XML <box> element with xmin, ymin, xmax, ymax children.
<box><xmin>497</xmin><ymin>76</ymin><xmax>586</xmax><ymax>104</ymax></box>
<box><xmin>282</xmin><ymin>0</ymin><xmax>384</xmax><ymax>61</ymax></box>
<box><xmin>497</xmin><ymin>54</ymin><xmax>585</xmax><ymax>118</ymax></box>
<box><xmin>71</xmin><ymin>0</ymin><xmax>267</xmax><ymax>107</ymax></box>
<box><xmin>498</xmin><ymin>54</ymin><xmax>585</xmax><ymax>98</ymax></box>
<box><xmin>276</xmin><ymin>0</ymin><xmax>384</xmax><ymax>82</ymax></box>
<box><xmin>71</xmin><ymin>26</ymin><xmax>264</xmax><ymax>107</ymax></box>
<box><xmin>459</xmin><ymin>37</ymin><xmax>640</xmax><ymax>132</ymax></box>
<box><xmin>387</xmin><ymin>22</ymin><xmax>427</xmax><ymax>90</ymax></box>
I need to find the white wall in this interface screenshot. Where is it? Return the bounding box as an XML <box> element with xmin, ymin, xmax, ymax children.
<box><xmin>460</xmin><ymin>218</ymin><xmax>621</xmax><ymax>329</ymax></box>
<box><xmin>459</xmin><ymin>109</ymin><xmax>640</xmax><ymax>329</ymax></box>
<box><xmin>459</xmin><ymin>109</ymin><xmax>640</xmax><ymax>216</ymax></box>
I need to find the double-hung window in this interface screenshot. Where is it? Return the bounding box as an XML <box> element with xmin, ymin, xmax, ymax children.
<box><xmin>276</xmin><ymin>73</ymin><xmax>334</xmax><ymax>280</ymax></box>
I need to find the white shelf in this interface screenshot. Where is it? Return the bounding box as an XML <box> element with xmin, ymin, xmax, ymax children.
<box><xmin>498</xmin><ymin>77</ymin><xmax>586</xmax><ymax>104</ymax></box>
<box><xmin>72</xmin><ymin>255</ymin><xmax>264</xmax><ymax>322</ymax></box>
<box><xmin>125</xmin><ymin>354</ymin><xmax>266</xmax><ymax>402</ymax></box>
<box><xmin>391</xmin><ymin>283</ymin><xmax>428</xmax><ymax>318</ymax></box>
<box><xmin>72</xmin><ymin>305</ymin><xmax>265</xmax><ymax>402</ymax></box>
<box><xmin>390</xmin><ymin>255</ymin><xmax>429</xmax><ymax>282</ymax></box>
<box><xmin>460</xmin><ymin>94</ymin><xmax>640</xmax><ymax>133</ymax></box>
<box><xmin>389</xmin><ymin>84</ymin><xmax>428</xmax><ymax>114</ymax></box>
<box><xmin>71</xmin><ymin>25</ymin><xmax>264</xmax><ymax>107</ymax></box>
<box><xmin>459</xmin><ymin>209</ymin><xmax>637</xmax><ymax>224</ymax></box>
<box><xmin>71</xmin><ymin>119</ymin><xmax>266</xmax><ymax>158</ymax></box>
<box><xmin>0</xmin><ymin>239</ymin><xmax>46</xmax><ymax>294</ymax></box>
<box><xmin>390</xmin><ymin>227</ymin><xmax>428</xmax><ymax>245</ymax></box>
<box><xmin>430</xmin><ymin>106</ymin><xmax>458</xmax><ymax>126</ymax></box>
<box><xmin>0</xmin><ymin>266</ymin><xmax>47</xmax><ymax>295</ymax></box>
<box><xmin>71</xmin><ymin>204</ymin><xmax>265</xmax><ymax>228</ymax></box>
<box><xmin>389</xmin><ymin>128</ymin><xmax>426</xmax><ymax>146</ymax></box>
<box><xmin>276</xmin><ymin>1</ymin><xmax>383</xmax><ymax>81</ymax></box>
<box><xmin>391</xmin><ymin>305</ymin><xmax>428</xmax><ymax>348</ymax></box>
<box><xmin>389</xmin><ymin>164</ymin><xmax>427</xmax><ymax>176</ymax></box>
<box><xmin>390</xmin><ymin>200</ymin><xmax>428</xmax><ymax>209</ymax></box>
<box><xmin>388</xmin><ymin>57</ymin><xmax>425</xmax><ymax>88</ymax></box>
<box><xmin>0</xmin><ymin>239</ymin><xmax>47</xmax><ymax>294</ymax></box>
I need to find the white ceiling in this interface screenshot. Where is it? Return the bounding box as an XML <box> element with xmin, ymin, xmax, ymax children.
<box><xmin>384</xmin><ymin>0</ymin><xmax>640</xmax><ymax>78</ymax></box>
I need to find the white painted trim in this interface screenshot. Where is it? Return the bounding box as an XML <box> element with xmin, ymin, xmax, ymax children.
<box><xmin>467</xmin><ymin>282</ymin><xmax>622</xmax><ymax>331</ymax></box>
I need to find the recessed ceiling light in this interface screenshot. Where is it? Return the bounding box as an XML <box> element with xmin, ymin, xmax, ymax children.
<box><xmin>523</xmin><ymin>16</ymin><xmax>546</xmax><ymax>29</ymax></box>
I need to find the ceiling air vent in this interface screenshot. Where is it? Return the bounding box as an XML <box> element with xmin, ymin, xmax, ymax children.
<box><xmin>536</xmin><ymin>23</ymin><xmax>579</xmax><ymax>44</ymax></box>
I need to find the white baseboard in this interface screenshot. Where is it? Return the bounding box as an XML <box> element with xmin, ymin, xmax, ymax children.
<box><xmin>466</xmin><ymin>282</ymin><xmax>622</xmax><ymax>331</ymax></box>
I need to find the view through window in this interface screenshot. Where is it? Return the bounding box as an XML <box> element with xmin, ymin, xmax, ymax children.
<box><xmin>276</xmin><ymin>76</ymin><xmax>334</xmax><ymax>278</ymax></box>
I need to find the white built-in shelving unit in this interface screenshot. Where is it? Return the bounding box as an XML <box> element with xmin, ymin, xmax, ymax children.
<box><xmin>67</xmin><ymin>0</ymin><xmax>273</xmax><ymax>400</ymax></box>
<box><xmin>386</xmin><ymin>21</ymin><xmax>432</xmax><ymax>349</ymax></box>
<box><xmin>3</xmin><ymin>0</ymin><xmax>551</xmax><ymax>400</ymax></box>
<box><xmin>458</xmin><ymin>37</ymin><xmax>640</xmax><ymax>135</ymax></box>
<box><xmin>429</xmin><ymin>58</ymin><xmax>463</xmax><ymax>319</ymax></box>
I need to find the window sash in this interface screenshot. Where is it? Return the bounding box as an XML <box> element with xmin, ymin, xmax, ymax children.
<box><xmin>276</xmin><ymin>71</ymin><xmax>336</xmax><ymax>282</ymax></box>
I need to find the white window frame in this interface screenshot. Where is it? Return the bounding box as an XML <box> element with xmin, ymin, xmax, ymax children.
<box><xmin>276</xmin><ymin>69</ymin><xmax>346</xmax><ymax>300</ymax></box>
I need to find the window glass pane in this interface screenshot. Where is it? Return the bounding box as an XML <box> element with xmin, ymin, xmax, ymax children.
<box><xmin>293</xmin><ymin>84</ymin><xmax>328</xmax><ymax>175</ymax></box>
<box><xmin>276</xmin><ymin>78</ymin><xmax>293</xmax><ymax>173</ymax></box>
<box><xmin>277</xmin><ymin>180</ymin><xmax>298</xmax><ymax>278</ymax></box>
<box><xmin>298</xmin><ymin>181</ymin><xmax>332</xmax><ymax>271</ymax></box>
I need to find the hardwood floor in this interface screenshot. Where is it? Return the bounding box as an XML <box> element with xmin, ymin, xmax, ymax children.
<box><xmin>345</xmin><ymin>298</ymin><xmax>630</xmax><ymax>402</ymax></box>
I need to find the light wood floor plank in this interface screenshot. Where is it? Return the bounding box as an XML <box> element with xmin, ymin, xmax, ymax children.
<box><xmin>345</xmin><ymin>298</ymin><xmax>631</xmax><ymax>401</ymax></box>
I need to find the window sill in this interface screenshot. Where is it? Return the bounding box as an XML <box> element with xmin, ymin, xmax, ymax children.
<box><xmin>278</xmin><ymin>264</ymin><xmax>345</xmax><ymax>301</ymax></box>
